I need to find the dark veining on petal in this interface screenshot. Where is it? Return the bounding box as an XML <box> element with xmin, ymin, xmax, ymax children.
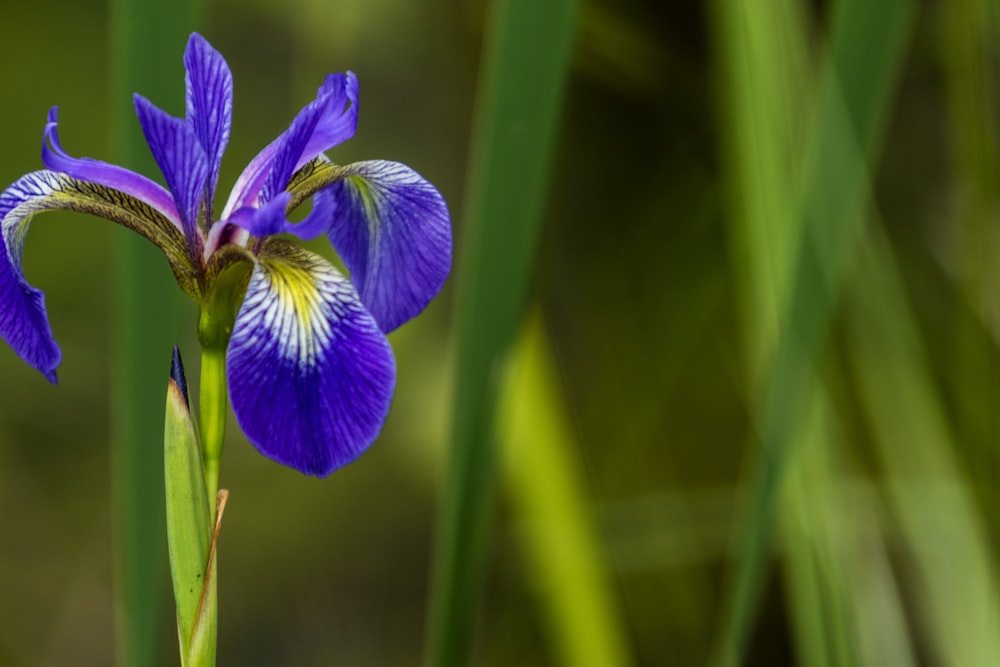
<box><xmin>57</xmin><ymin>179</ymin><xmax>201</xmax><ymax>296</ymax></box>
<box><xmin>284</xmin><ymin>157</ymin><xmax>351</xmax><ymax>213</ymax></box>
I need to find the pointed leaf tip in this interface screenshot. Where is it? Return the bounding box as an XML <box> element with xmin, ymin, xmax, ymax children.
<box><xmin>170</xmin><ymin>345</ymin><xmax>189</xmax><ymax>408</ymax></box>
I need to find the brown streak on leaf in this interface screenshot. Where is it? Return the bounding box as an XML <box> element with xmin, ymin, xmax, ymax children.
<box><xmin>192</xmin><ymin>489</ymin><xmax>229</xmax><ymax>631</ymax></box>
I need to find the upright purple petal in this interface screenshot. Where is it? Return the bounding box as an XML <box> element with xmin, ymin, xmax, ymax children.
<box><xmin>219</xmin><ymin>136</ymin><xmax>278</xmax><ymax>218</ymax></box>
<box><xmin>295</xmin><ymin>73</ymin><xmax>358</xmax><ymax>170</ymax></box>
<box><xmin>184</xmin><ymin>33</ymin><xmax>233</xmax><ymax>204</ymax></box>
<box><xmin>259</xmin><ymin>96</ymin><xmax>325</xmax><ymax>204</ymax></box>
<box><xmin>320</xmin><ymin>160</ymin><xmax>451</xmax><ymax>333</ymax></box>
<box><xmin>134</xmin><ymin>94</ymin><xmax>210</xmax><ymax>246</ymax></box>
<box><xmin>221</xmin><ymin>72</ymin><xmax>358</xmax><ymax>217</ymax></box>
<box><xmin>227</xmin><ymin>241</ymin><xmax>395</xmax><ymax>477</ymax></box>
<box><xmin>42</xmin><ymin>107</ymin><xmax>182</xmax><ymax>228</ymax></box>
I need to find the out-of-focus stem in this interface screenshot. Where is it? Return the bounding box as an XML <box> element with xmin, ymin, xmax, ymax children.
<box><xmin>109</xmin><ymin>1</ymin><xmax>197</xmax><ymax>665</ymax></box>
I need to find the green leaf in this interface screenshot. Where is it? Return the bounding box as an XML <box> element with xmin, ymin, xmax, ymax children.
<box><xmin>163</xmin><ymin>347</ymin><xmax>211</xmax><ymax>666</ymax></box>
<box><xmin>185</xmin><ymin>491</ymin><xmax>226</xmax><ymax>667</ymax></box>
<box><xmin>846</xmin><ymin>227</ymin><xmax>1000</xmax><ymax>667</ymax></box>
<box><xmin>423</xmin><ymin>0</ymin><xmax>579</xmax><ymax>664</ymax></box>
<box><xmin>500</xmin><ymin>313</ymin><xmax>633</xmax><ymax>667</ymax></box>
<box><xmin>708</xmin><ymin>0</ymin><xmax>917</xmax><ymax>664</ymax></box>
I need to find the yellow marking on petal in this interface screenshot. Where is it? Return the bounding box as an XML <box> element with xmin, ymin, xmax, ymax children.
<box><xmin>348</xmin><ymin>175</ymin><xmax>379</xmax><ymax>228</ymax></box>
<box><xmin>252</xmin><ymin>249</ymin><xmax>342</xmax><ymax>367</ymax></box>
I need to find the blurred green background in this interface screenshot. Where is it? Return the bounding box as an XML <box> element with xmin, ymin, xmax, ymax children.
<box><xmin>0</xmin><ymin>0</ymin><xmax>998</xmax><ymax>665</ymax></box>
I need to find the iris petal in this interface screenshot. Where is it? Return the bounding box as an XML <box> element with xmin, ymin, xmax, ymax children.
<box><xmin>219</xmin><ymin>136</ymin><xmax>277</xmax><ymax>217</ymax></box>
<box><xmin>321</xmin><ymin>160</ymin><xmax>451</xmax><ymax>333</ymax></box>
<box><xmin>42</xmin><ymin>107</ymin><xmax>182</xmax><ymax>227</ymax></box>
<box><xmin>283</xmin><ymin>186</ymin><xmax>336</xmax><ymax>241</ymax></box>
<box><xmin>295</xmin><ymin>73</ymin><xmax>359</xmax><ymax>171</ymax></box>
<box><xmin>230</xmin><ymin>192</ymin><xmax>290</xmax><ymax>238</ymax></box>
<box><xmin>226</xmin><ymin>240</ymin><xmax>395</xmax><ymax>477</ymax></box>
<box><xmin>226</xmin><ymin>176</ymin><xmax>331</xmax><ymax>241</ymax></box>
<box><xmin>134</xmin><ymin>94</ymin><xmax>210</xmax><ymax>246</ymax></box>
<box><xmin>259</xmin><ymin>97</ymin><xmax>325</xmax><ymax>204</ymax></box>
<box><xmin>184</xmin><ymin>33</ymin><xmax>233</xmax><ymax>207</ymax></box>
<box><xmin>0</xmin><ymin>170</ymin><xmax>197</xmax><ymax>382</ymax></box>
<box><xmin>0</xmin><ymin>174</ymin><xmax>62</xmax><ymax>383</ymax></box>
<box><xmin>221</xmin><ymin>73</ymin><xmax>358</xmax><ymax>218</ymax></box>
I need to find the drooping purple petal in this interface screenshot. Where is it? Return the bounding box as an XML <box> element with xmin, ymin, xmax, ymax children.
<box><xmin>0</xmin><ymin>174</ymin><xmax>64</xmax><ymax>382</ymax></box>
<box><xmin>0</xmin><ymin>169</ymin><xmax>199</xmax><ymax>382</ymax></box>
<box><xmin>42</xmin><ymin>107</ymin><xmax>182</xmax><ymax>229</ymax></box>
<box><xmin>221</xmin><ymin>72</ymin><xmax>358</xmax><ymax>217</ymax></box>
<box><xmin>0</xmin><ymin>255</ymin><xmax>59</xmax><ymax>384</ymax></box>
<box><xmin>134</xmin><ymin>94</ymin><xmax>210</xmax><ymax>246</ymax></box>
<box><xmin>184</xmin><ymin>33</ymin><xmax>233</xmax><ymax>205</ymax></box>
<box><xmin>319</xmin><ymin>160</ymin><xmax>451</xmax><ymax>333</ymax></box>
<box><xmin>226</xmin><ymin>241</ymin><xmax>395</xmax><ymax>477</ymax></box>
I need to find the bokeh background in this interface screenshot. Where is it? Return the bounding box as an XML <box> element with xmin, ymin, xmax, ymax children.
<box><xmin>0</xmin><ymin>0</ymin><xmax>998</xmax><ymax>666</ymax></box>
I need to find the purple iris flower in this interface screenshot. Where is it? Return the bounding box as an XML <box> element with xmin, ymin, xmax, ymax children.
<box><xmin>0</xmin><ymin>34</ymin><xmax>451</xmax><ymax>477</ymax></box>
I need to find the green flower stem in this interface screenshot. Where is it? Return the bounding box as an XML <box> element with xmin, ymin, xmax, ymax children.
<box><xmin>199</xmin><ymin>345</ymin><xmax>228</xmax><ymax>514</ymax></box>
<box><xmin>193</xmin><ymin>312</ymin><xmax>230</xmax><ymax>667</ymax></box>
<box><xmin>197</xmin><ymin>258</ymin><xmax>247</xmax><ymax>509</ymax></box>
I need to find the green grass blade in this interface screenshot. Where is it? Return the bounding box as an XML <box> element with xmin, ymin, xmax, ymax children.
<box><xmin>942</xmin><ymin>0</ymin><xmax>999</xmax><ymax>531</ymax></box>
<box><xmin>423</xmin><ymin>0</ymin><xmax>579</xmax><ymax>664</ymax></box>
<box><xmin>780</xmin><ymin>404</ymin><xmax>840</xmax><ymax>667</ymax></box>
<box><xmin>710</xmin><ymin>2</ymin><xmax>867</xmax><ymax>659</ymax></box>
<box><xmin>710</xmin><ymin>0</ymin><xmax>809</xmax><ymax>382</ymax></box>
<box><xmin>709</xmin><ymin>1</ymin><xmax>916</xmax><ymax>664</ymax></box>
<box><xmin>710</xmin><ymin>3</ymin><xmax>815</xmax><ymax>661</ymax></box>
<box><xmin>783</xmin><ymin>413</ymin><xmax>920</xmax><ymax>667</ymax></box>
<box><xmin>109</xmin><ymin>2</ymin><xmax>198</xmax><ymax>665</ymax></box>
<box><xmin>847</xmin><ymin>225</ymin><xmax>1000</xmax><ymax>667</ymax></box>
<box><xmin>500</xmin><ymin>313</ymin><xmax>633</xmax><ymax>667</ymax></box>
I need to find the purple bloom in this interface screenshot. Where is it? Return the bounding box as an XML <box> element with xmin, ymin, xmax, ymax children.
<box><xmin>0</xmin><ymin>34</ymin><xmax>451</xmax><ymax>477</ymax></box>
